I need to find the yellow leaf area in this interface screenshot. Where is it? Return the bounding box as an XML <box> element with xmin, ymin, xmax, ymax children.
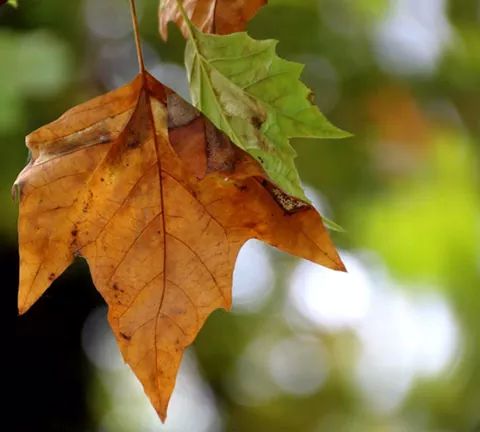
<box><xmin>15</xmin><ymin>71</ymin><xmax>344</xmax><ymax>420</ymax></box>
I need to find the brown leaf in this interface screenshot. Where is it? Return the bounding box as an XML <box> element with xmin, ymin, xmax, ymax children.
<box><xmin>159</xmin><ymin>0</ymin><xmax>267</xmax><ymax>40</ymax></box>
<box><xmin>15</xmin><ymin>72</ymin><xmax>344</xmax><ymax>420</ymax></box>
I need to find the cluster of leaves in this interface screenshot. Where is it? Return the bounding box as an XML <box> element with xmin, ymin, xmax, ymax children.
<box><xmin>14</xmin><ymin>0</ymin><xmax>348</xmax><ymax>421</ymax></box>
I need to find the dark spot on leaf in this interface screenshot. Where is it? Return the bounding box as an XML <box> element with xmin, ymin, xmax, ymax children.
<box><xmin>71</xmin><ymin>229</ymin><xmax>78</xmax><ymax>237</ymax></box>
<box><xmin>205</xmin><ymin>120</ymin><xmax>237</xmax><ymax>173</ymax></box>
<box><xmin>83</xmin><ymin>191</ymin><xmax>94</xmax><ymax>213</ymax></box>
<box><xmin>48</xmin><ymin>273</ymin><xmax>56</xmax><ymax>281</ymax></box>
<box><xmin>120</xmin><ymin>332</ymin><xmax>131</xmax><ymax>341</ymax></box>
<box><xmin>127</xmin><ymin>137</ymin><xmax>140</xmax><ymax>148</ymax></box>
<box><xmin>261</xmin><ymin>179</ymin><xmax>309</xmax><ymax>213</ymax></box>
<box><xmin>235</xmin><ymin>184</ymin><xmax>247</xmax><ymax>192</ymax></box>
<box><xmin>251</xmin><ymin>116</ymin><xmax>263</xmax><ymax>129</ymax></box>
<box><xmin>167</xmin><ymin>93</ymin><xmax>199</xmax><ymax>128</ymax></box>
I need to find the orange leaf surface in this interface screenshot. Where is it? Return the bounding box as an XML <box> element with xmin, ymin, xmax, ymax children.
<box><xmin>159</xmin><ymin>0</ymin><xmax>267</xmax><ymax>40</ymax></box>
<box><xmin>15</xmin><ymin>71</ymin><xmax>344</xmax><ymax>420</ymax></box>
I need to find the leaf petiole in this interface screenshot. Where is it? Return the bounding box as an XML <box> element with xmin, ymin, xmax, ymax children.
<box><xmin>128</xmin><ymin>0</ymin><xmax>145</xmax><ymax>73</ymax></box>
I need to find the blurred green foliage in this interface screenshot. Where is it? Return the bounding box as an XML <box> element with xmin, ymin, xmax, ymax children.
<box><xmin>3</xmin><ymin>0</ymin><xmax>480</xmax><ymax>430</ymax></box>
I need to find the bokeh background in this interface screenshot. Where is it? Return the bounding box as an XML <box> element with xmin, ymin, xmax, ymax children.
<box><xmin>6</xmin><ymin>0</ymin><xmax>480</xmax><ymax>430</ymax></box>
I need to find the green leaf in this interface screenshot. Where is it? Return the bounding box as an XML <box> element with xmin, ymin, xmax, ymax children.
<box><xmin>321</xmin><ymin>216</ymin><xmax>346</xmax><ymax>233</ymax></box>
<box><xmin>182</xmin><ymin>18</ymin><xmax>350</xmax><ymax>202</ymax></box>
<box><xmin>7</xmin><ymin>0</ymin><xmax>18</xmax><ymax>7</ymax></box>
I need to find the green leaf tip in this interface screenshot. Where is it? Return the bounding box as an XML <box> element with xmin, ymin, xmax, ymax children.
<box><xmin>183</xmin><ymin>25</ymin><xmax>350</xmax><ymax>202</ymax></box>
<box><xmin>321</xmin><ymin>216</ymin><xmax>346</xmax><ymax>233</ymax></box>
<box><xmin>7</xmin><ymin>0</ymin><xmax>18</xmax><ymax>7</ymax></box>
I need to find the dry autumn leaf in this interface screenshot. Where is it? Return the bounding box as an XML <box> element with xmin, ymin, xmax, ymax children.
<box><xmin>15</xmin><ymin>0</ymin><xmax>344</xmax><ymax>421</ymax></box>
<box><xmin>15</xmin><ymin>70</ymin><xmax>344</xmax><ymax>419</ymax></box>
<box><xmin>159</xmin><ymin>0</ymin><xmax>266</xmax><ymax>40</ymax></box>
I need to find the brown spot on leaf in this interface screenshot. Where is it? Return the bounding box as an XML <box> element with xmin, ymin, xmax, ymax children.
<box><xmin>262</xmin><ymin>180</ymin><xmax>309</xmax><ymax>213</ymax></box>
<box><xmin>120</xmin><ymin>332</ymin><xmax>131</xmax><ymax>341</ymax></box>
<box><xmin>205</xmin><ymin>120</ymin><xmax>237</xmax><ymax>173</ymax></box>
<box><xmin>235</xmin><ymin>184</ymin><xmax>247</xmax><ymax>192</ymax></box>
<box><xmin>127</xmin><ymin>137</ymin><xmax>140</xmax><ymax>148</ymax></box>
<box><xmin>251</xmin><ymin>115</ymin><xmax>263</xmax><ymax>129</ymax></box>
<box><xmin>167</xmin><ymin>93</ymin><xmax>199</xmax><ymax>128</ymax></box>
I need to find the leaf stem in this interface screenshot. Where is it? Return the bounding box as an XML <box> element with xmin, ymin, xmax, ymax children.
<box><xmin>129</xmin><ymin>0</ymin><xmax>145</xmax><ymax>73</ymax></box>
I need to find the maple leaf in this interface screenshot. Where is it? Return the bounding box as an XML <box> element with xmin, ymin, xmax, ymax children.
<box><xmin>15</xmin><ymin>72</ymin><xmax>344</xmax><ymax>418</ymax></box>
<box><xmin>159</xmin><ymin>0</ymin><xmax>266</xmax><ymax>40</ymax></box>
<box><xmin>15</xmin><ymin>0</ymin><xmax>344</xmax><ymax>421</ymax></box>
<box><xmin>178</xmin><ymin>8</ymin><xmax>350</xmax><ymax>202</ymax></box>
